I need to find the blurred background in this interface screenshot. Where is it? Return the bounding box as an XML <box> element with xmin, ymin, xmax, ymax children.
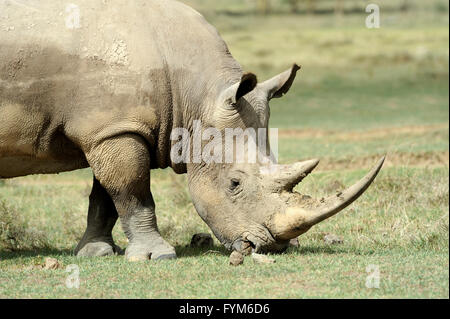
<box><xmin>183</xmin><ymin>0</ymin><xmax>449</xmax><ymax>134</ymax></box>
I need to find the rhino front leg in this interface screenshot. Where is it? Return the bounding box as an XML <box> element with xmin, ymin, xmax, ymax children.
<box><xmin>120</xmin><ymin>193</ymin><xmax>177</xmax><ymax>261</ymax></box>
<box><xmin>74</xmin><ymin>177</ymin><xmax>122</xmax><ymax>257</ymax></box>
<box><xmin>85</xmin><ymin>134</ymin><xmax>176</xmax><ymax>261</ymax></box>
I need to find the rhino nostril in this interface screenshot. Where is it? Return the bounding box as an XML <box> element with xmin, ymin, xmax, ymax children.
<box><xmin>230</xmin><ymin>178</ymin><xmax>240</xmax><ymax>189</ymax></box>
<box><xmin>228</xmin><ymin>178</ymin><xmax>243</xmax><ymax>195</ymax></box>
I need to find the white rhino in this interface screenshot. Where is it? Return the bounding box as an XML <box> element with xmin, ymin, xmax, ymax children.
<box><xmin>0</xmin><ymin>0</ymin><xmax>384</xmax><ymax>260</ymax></box>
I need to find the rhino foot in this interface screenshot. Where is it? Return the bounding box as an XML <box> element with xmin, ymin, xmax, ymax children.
<box><xmin>76</xmin><ymin>242</ymin><xmax>123</xmax><ymax>257</ymax></box>
<box><xmin>125</xmin><ymin>237</ymin><xmax>177</xmax><ymax>262</ymax></box>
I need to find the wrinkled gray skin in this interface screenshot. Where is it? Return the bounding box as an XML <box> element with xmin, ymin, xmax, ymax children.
<box><xmin>0</xmin><ymin>0</ymin><xmax>384</xmax><ymax>261</ymax></box>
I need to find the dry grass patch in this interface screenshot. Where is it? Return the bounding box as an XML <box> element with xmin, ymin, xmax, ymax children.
<box><xmin>0</xmin><ymin>201</ymin><xmax>50</xmax><ymax>252</ymax></box>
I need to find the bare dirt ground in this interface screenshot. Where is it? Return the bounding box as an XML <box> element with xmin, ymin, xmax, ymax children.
<box><xmin>279</xmin><ymin>124</ymin><xmax>449</xmax><ymax>170</ymax></box>
<box><xmin>317</xmin><ymin>151</ymin><xmax>449</xmax><ymax>171</ymax></box>
<box><xmin>278</xmin><ymin>124</ymin><xmax>448</xmax><ymax>140</ymax></box>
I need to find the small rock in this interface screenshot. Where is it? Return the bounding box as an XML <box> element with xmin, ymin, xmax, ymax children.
<box><xmin>323</xmin><ymin>233</ymin><xmax>343</xmax><ymax>245</ymax></box>
<box><xmin>236</xmin><ymin>240</ymin><xmax>253</xmax><ymax>256</ymax></box>
<box><xmin>44</xmin><ymin>257</ymin><xmax>61</xmax><ymax>270</ymax></box>
<box><xmin>289</xmin><ymin>238</ymin><xmax>299</xmax><ymax>247</ymax></box>
<box><xmin>229</xmin><ymin>251</ymin><xmax>244</xmax><ymax>266</ymax></box>
<box><xmin>251</xmin><ymin>253</ymin><xmax>275</xmax><ymax>264</ymax></box>
<box><xmin>190</xmin><ymin>233</ymin><xmax>214</xmax><ymax>248</ymax></box>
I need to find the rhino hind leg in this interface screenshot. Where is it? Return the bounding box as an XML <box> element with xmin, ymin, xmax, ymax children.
<box><xmin>85</xmin><ymin>134</ymin><xmax>177</xmax><ymax>261</ymax></box>
<box><xmin>74</xmin><ymin>177</ymin><xmax>122</xmax><ymax>257</ymax></box>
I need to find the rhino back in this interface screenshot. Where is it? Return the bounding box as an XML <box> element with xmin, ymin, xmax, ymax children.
<box><xmin>0</xmin><ymin>0</ymin><xmax>241</xmax><ymax>176</ymax></box>
<box><xmin>0</xmin><ymin>0</ymin><xmax>230</xmax><ymax>70</ymax></box>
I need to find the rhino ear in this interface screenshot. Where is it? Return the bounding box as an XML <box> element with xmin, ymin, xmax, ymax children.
<box><xmin>260</xmin><ymin>64</ymin><xmax>301</xmax><ymax>100</ymax></box>
<box><xmin>221</xmin><ymin>73</ymin><xmax>258</xmax><ymax>105</ymax></box>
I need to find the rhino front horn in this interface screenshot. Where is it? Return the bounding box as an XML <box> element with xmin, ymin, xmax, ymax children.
<box><xmin>268</xmin><ymin>156</ymin><xmax>386</xmax><ymax>241</ymax></box>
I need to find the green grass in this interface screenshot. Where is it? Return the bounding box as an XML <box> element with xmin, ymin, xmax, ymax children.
<box><xmin>0</xmin><ymin>249</ymin><xmax>447</xmax><ymax>298</ymax></box>
<box><xmin>277</xmin><ymin>125</ymin><xmax>449</xmax><ymax>162</ymax></box>
<box><xmin>269</xmin><ymin>72</ymin><xmax>449</xmax><ymax>130</ymax></box>
<box><xmin>0</xmin><ymin>0</ymin><xmax>448</xmax><ymax>298</ymax></box>
<box><xmin>0</xmin><ymin>166</ymin><xmax>448</xmax><ymax>298</ymax></box>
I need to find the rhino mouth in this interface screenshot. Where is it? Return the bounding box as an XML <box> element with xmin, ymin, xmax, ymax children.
<box><xmin>231</xmin><ymin>226</ymin><xmax>290</xmax><ymax>255</ymax></box>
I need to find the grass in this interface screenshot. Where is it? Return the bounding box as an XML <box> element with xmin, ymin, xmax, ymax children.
<box><xmin>0</xmin><ymin>165</ymin><xmax>448</xmax><ymax>298</ymax></box>
<box><xmin>0</xmin><ymin>0</ymin><xmax>448</xmax><ymax>298</ymax></box>
<box><xmin>0</xmin><ymin>249</ymin><xmax>447</xmax><ymax>298</ymax></box>
<box><xmin>0</xmin><ymin>201</ymin><xmax>50</xmax><ymax>252</ymax></box>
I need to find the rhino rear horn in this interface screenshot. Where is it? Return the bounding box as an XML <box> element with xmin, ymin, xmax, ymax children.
<box><xmin>262</xmin><ymin>159</ymin><xmax>320</xmax><ymax>191</ymax></box>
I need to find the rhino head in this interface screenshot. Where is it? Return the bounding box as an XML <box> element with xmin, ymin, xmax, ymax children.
<box><xmin>185</xmin><ymin>64</ymin><xmax>384</xmax><ymax>254</ymax></box>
